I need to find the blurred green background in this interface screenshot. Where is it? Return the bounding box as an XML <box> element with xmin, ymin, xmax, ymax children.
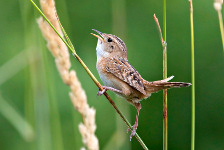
<box><xmin>0</xmin><ymin>0</ymin><xmax>224</xmax><ymax>149</ymax></box>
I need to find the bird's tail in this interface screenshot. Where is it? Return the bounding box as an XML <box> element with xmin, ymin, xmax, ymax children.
<box><xmin>143</xmin><ymin>76</ymin><xmax>191</xmax><ymax>94</ymax></box>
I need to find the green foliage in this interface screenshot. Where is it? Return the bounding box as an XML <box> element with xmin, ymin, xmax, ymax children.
<box><xmin>0</xmin><ymin>0</ymin><xmax>223</xmax><ymax>150</ymax></box>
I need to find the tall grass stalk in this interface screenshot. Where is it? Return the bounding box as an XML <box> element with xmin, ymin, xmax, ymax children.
<box><xmin>154</xmin><ymin>13</ymin><xmax>167</xmax><ymax>150</ymax></box>
<box><xmin>29</xmin><ymin>0</ymin><xmax>148</xmax><ymax>149</ymax></box>
<box><xmin>19</xmin><ymin>1</ymin><xmax>36</xmax><ymax>136</ymax></box>
<box><xmin>163</xmin><ymin>0</ymin><xmax>168</xmax><ymax>149</ymax></box>
<box><xmin>214</xmin><ymin>0</ymin><xmax>224</xmax><ymax>51</ymax></box>
<box><xmin>189</xmin><ymin>1</ymin><xmax>195</xmax><ymax>150</ymax></box>
<box><xmin>39</xmin><ymin>1</ymin><xmax>68</xmax><ymax>149</ymax></box>
<box><xmin>37</xmin><ymin>0</ymin><xmax>99</xmax><ymax>149</ymax></box>
<box><xmin>0</xmin><ymin>50</ymin><xmax>37</xmax><ymax>85</ymax></box>
<box><xmin>0</xmin><ymin>94</ymin><xmax>34</xmax><ymax>141</ymax></box>
<box><xmin>34</xmin><ymin>36</ymin><xmax>53</xmax><ymax>150</ymax></box>
<box><xmin>41</xmin><ymin>39</ymin><xmax>65</xmax><ymax>150</ymax></box>
<box><xmin>111</xmin><ymin>0</ymin><xmax>130</xmax><ymax>149</ymax></box>
<box><xmin>218</xmin><ymin>11</ymin><xmax>224</xmax><ymax>51</ymax></box>
<box><xmin>21</xmin><ymin>1</ymin><xmax>53</xmax><ymax>149</ymax></box>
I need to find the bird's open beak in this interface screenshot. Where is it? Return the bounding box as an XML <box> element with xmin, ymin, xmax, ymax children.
<box><xmin>91</xmin><ymin>29</ymin><xmax>104</xmax><ymax>42</ymax></box>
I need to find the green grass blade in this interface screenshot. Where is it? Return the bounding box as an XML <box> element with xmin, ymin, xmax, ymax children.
<box><xmin>56</xmin><ymin>14</ymin><xmax>75</xmax><ymax>50</ymax></box>
<box><xmin>0</xmin><ymin>94</ymin><xmax>34</xmax><ymax>141</ymax></box>
<box><xmin>29</xmin><ymin>0</ymin><xmax>75</xmax><ymax>55</ymax></box>
<box><xmin>0</xmin><ymin>50</ymin><xmax>37</xmax><ymax>86</ymax></box>
<box><xmin>189</xmin><ymin>1</ymin><xmax>195</xmax><ymax>150</ymax></box>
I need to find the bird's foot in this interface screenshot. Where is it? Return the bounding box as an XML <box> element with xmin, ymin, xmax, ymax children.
<box><xmin>127</xmin><ymin>122</ymin><xmax>138</xmax><ymax>141</ymax></box>
<box><xmin>97</xmin><ymin>86</ymin><xmax>123</xmax><ymax>97</ymax></box>
<box><xmin>127</xmin><ymin>103</ymin><xmax>141</xmax><ymax>141</ymax></box>
<box><xmin>97</xmin><ymin>88</ymin><xmax>106</xmax><ymax>97</ymax></box>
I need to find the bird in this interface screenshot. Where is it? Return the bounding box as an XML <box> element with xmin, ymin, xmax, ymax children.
<box><xmin>91</xmin><ymin>29</ymin><xmax>191</xmax><ymax>140</ymax></box>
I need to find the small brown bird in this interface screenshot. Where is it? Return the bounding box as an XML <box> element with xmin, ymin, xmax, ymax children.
<box><xmin>91</xmin><ymin>29</ymin><xmax>191</xmax><ymax>140</ymax></box>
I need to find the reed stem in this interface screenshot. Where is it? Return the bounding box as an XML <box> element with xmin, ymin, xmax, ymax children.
<box><xmin>217</xmin><ymin>7</ymin><xmax>224</xmax><ymax>51</ymax></box>
<box><xmin>112</xmin><ymin>0</ymin><xmax>130</xmax><ymax>149</ymax></box>
<box><xmin>153</xmin><ymin>13</ymin><xmax>167</xmax><ymax>150</ymax></box>
<box><xmin>214</xmin><ymin>1</ymin><xmax>224</xmax><ymax>51</ymax></box>
<box><xmin>163</xmin><ymin>0</ymin><xmax>168</xmax><ymax>149</ymax></box>
<box><xmin>189</xmin><ymin>1</ymin><xmax>195</xmax><ymax>150</ymax></box>
<box><xmin>0</xmin><ymin>94</ymin><xmax>34</xmax><ymax>141</ymax></box>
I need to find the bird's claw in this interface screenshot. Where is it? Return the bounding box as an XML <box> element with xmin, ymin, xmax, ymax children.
<box><xmin>127</xmin><ymin>125</ymin><xmax>137</xmax><ymax>141</ymax></box>
<box><xmin>127</xmin><ymin>128</ymin><xmax>130</xmax><ymax>133</ymax></box>
<box><xmin>130</xmin><ymin>128</ymin><xmax>136</xmax><ymax>141</ymax></box>
<box><xmin>97</xmin><ymin>88</ymin><xmax>106</xmax><ymax>97</ymax></box>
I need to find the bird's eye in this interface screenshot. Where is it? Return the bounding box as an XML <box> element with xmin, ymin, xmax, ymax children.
<box><xmin>107</xmin><ymin>38</ymin><xmax>112</xmax><ymax>42</ymax></box>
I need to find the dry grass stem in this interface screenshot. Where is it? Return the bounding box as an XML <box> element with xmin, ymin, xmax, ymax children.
<box><xmin>154</xmin><ymin>14</ymin><xmax>168</xmax><ymax>150</ymax></box>
<box><xmin>153</xmin><ymin>14</ymin><xmax>167</xmax><ymax>77</ymax></box>
<box><xmin>154</xmin><ymin>14</ymin><xmax>164</xmax><ymax>45</ymax></box>
<box><xmin>37</xmin><ymin>0</ymin><xmax>99</xmax><ymax>149</ymax></box>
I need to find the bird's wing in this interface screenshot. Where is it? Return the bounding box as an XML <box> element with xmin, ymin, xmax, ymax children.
<box><xmin>105</xmin><ymin>57</ymin><xmax>146</xmax><ymax>95</ymax></box>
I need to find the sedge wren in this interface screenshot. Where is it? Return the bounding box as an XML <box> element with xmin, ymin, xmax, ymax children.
<box><xmin>91</xmin><ymin>29</ymin><xmax>191</xmax><ymax>140</ymax></box>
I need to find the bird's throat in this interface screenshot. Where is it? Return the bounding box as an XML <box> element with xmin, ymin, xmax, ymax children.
<box><xmin>96</xmin><ymin>41</ymin><xmax>109</xmax><ymax>62</ymax></box>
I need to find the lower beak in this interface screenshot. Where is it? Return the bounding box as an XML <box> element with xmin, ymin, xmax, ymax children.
<box><xmin>91</xmin><ymin>33</ymin><xmax>104</xmax><ymax>42</ymax></box>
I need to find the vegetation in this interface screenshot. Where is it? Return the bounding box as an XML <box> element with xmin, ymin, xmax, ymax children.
<box><xmin>0</xmin><ymin>0</ymin><xmax>223</xmax><ymax>149</ymax></box>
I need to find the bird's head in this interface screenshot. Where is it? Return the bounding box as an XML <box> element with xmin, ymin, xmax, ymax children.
<box><xmin>91</xmin><ymin>29</ymin><xmax>127</xmax><ymax>60</ymax></box>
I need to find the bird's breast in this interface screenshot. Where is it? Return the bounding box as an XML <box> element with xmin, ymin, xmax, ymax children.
<box><xmin>97</xmin><ymin>60</ymin><xmax>116</xmax><ymax>88</ymax></box>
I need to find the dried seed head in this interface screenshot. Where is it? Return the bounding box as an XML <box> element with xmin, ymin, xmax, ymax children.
<box><xmin>38</xmin><ymin>0</ymin><xmax>99</xmax><ymax>149</ymax></box>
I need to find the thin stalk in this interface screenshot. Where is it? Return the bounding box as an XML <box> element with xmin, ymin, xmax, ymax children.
<box><xmin>163</xmin><ymin>0</ymin><xmax>168</xmax><ymax>149</ymax></box>
<box><xmin>154</xmin><ymin>13</ymin><xmax>167</xmax><ymax>150</ymax></box>
<box><xmin>0</xmin><ymin>50</ymin><xmax>37</xmax><ymax>85</ymax></box>
<box><xmin>29</xmin><ymin>0</ymin><xmax>148</xmax><ymax>149</ymax></box>
<box><xmin>0</xmin><ymin>94</ymin><xmax>34</xmax><ymax>141</ymax></box>
<box><xmin>217</xmin><ymin>9</ymin><xmax>224</xmax><ymax>51</ymax></box>
<box><xmin>41</xmin><ymin>39</ymin><xmax>65</xmax><ymax>150</ymax></box>
<box><xmin>19</xmin><ymin>3</ymin><xmax>37</xmax><ymax>148</ymax></box>
<box><xmin>112</xmin><ymin>0</ymin><xmax>130</xmax><ymax>149</ymax></box>
<box><xmin>189</xmin><ymin>1</ymin><xmax>195</xmax><ymax>150</ymax></box>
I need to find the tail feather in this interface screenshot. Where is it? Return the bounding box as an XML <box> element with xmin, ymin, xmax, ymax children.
<box><xmin>144</xmin><ymin>76</ymin><xmax>191</xmax><ymax>93</ymax></box>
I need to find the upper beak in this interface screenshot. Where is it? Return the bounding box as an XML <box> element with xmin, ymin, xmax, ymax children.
<box><xmin>91</xmin><ymin>29</ymin><xmax>104</xmax><ymax>42</ymax></box>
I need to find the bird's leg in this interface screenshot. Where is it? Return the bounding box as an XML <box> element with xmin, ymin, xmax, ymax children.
<box><xmin>97</xmin><ymin>86</ymin><xmax>123</xmax><ymax>96</ymax></box>
<box><xmin>129</xmin><ymin>102</ymin><xmax>141</xmax><ymax>141</ymax></box>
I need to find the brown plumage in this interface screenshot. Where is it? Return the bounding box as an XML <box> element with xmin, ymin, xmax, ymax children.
<box><xmin>92</xmin><ymin>29</ymin><xmax>191</xmax><ymax>140</ymax></box>
<box><xmin>105</xmin><ymin>57</ymin><xmax>146</xmax><ymax>94</ymax></box>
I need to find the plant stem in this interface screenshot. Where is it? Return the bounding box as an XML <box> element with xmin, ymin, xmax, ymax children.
<box><xmin>112</xmin><ymin>0</ymin><xmax>130</xmax><ymax>149</ymax></box>
<box><xmin>217</xmin><ymin>9</ymin><xmax>224</xmax><ymax>52</ymax></box>
<box><xmin>163</xmin><ymin>0</ymin><xmax>168</xmax><ymax>149</ymax></box>
<box><xmin>153</xmin><ymin>13</ymin><xmax>167</xmax><ymax>150</ymax></box>
<box><xmin>0</xmin><ymin>50</ymin><xmax>36</xmax><ymax>85</ymax></box>
<box><xmin>189</xmin><ymin>1</ymin><xmax>195</xmax><ymax>150</ymax></box>
<box><xmin>29</xmin><ymin>0</ymin><xmax>148</xmax><ymax>149</ymax></box>
<box><xmin>0</xmin><ymin>94</ymin><xmax>34</xmax><ymax>141</ymax></box>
